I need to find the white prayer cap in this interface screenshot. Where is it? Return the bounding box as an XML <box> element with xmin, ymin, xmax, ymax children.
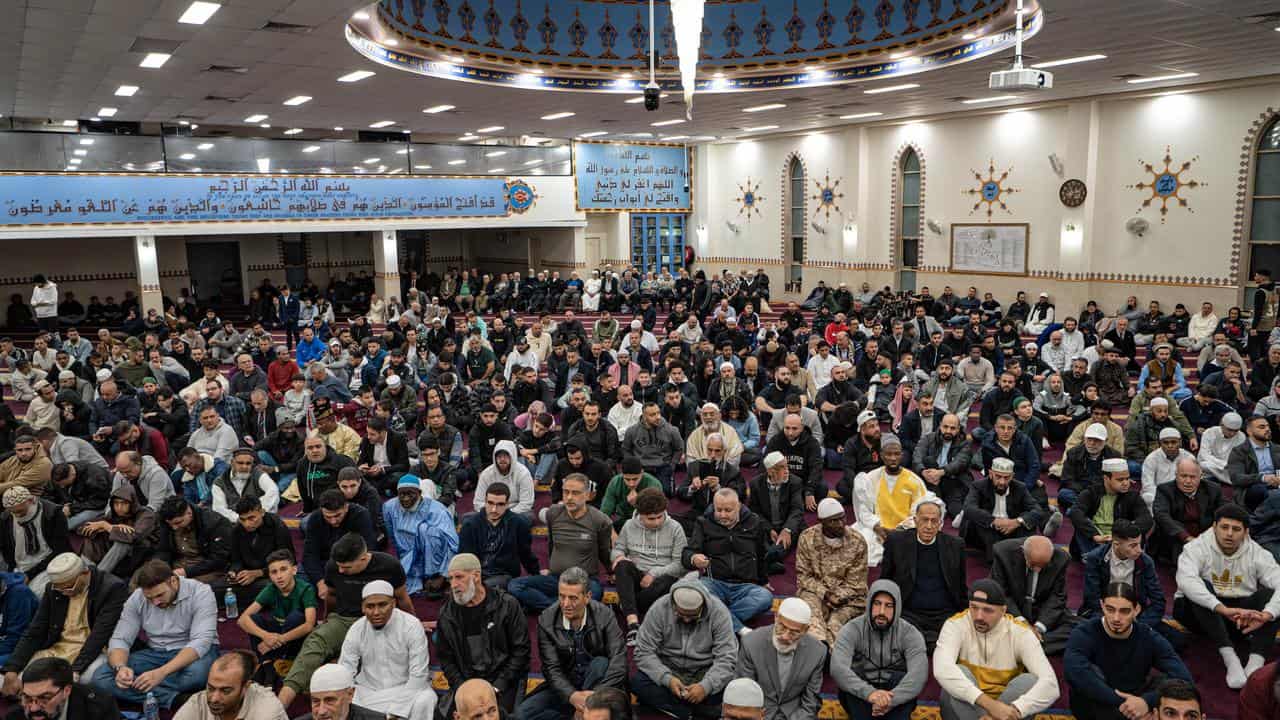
<box><xmin>723</xmin><ymin>678</ymin><xmax>765</xmax><ymax>708</ymax></box>
<box><xmin>1084</xmin><ymin>423</ymin><xmax>1108</xmax><ymax>441</ymax></box>
<box><xmin>720</xmin><ymin>362</ymin><xmax>735</xmax><ymax>372</ymax></box>
<box><xmin>1102</xmin><ymin>458</ymin><xmax>1128</xmax><ymax>473</ymax></box>
<box><xmin>1159</xmin><ymin>427</ymin><xmax>1181</xmax><ymax>441</ymax></box>
<box><xmin>310</xmin><ymin>664</ymin><xmax>355</xmax><ymax>693</ymax></box>
<box><xmin>990</xmin><ymin>457</ymin><xmax>1015</xmax><ymax>474</ymax></box>
<box><xmin>386</xmin><ymin>374</ymin><xmax>401</xmax><ymax>387</ymax></box>
<box><xmin>631</xmin><ymin>319</ymin><xmax>642</xmax><ymax>329</ymax></box>
<box><xmin>778</xmin><ymin>597</ymin><xmax>812</xmax><ymax>625</ymax></box>
<box><xmin>95</xmin><ymin>368</ymin><xmax>113</xmax><ymax>383</ymax></box>
<box><xmin>762</xmin><ymin>451</ymin><xmax>787</xmax><ymax>470</ymax></box>
<box><xmin>46</xmin><ymin>553</ymin><xmax>83</xmax><ymax>583</ymax></box>
<box><xmin>1223</xmin><ymin>412</ymin><xmax>1243</xmax><ymax>430</ymax></box>
<box><xmin>1024</xmin><ymin>342</ymin><xmax>1038</xmax><ymax>352</ymax></box>
<box><xmin>672</xmin><ymin>587</ymin><xmax>704</xmax><ymax>611</ymax></box>
<box><xmin>817</xmin><ymin>498</ymin><xmax>844</xmax><ymax>520</ymax></box>
<box><xmin>1149</xmin><ymin>397</ymin><xmax>1168</xmax><ymax>408</ymax></box>
<box><xmin>361</xmin><ymin>580</ymin><xmax>394</xmax><ymax>599</ymax></box>
<box><xmin>701</xmin><ymin>402</ymin><xmax>720</xmax><ymax>413</ymax></box>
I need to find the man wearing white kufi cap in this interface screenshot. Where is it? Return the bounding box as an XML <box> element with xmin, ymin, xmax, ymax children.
<box><xmin>962</xmin><ymin>456</ymin><xmax>1042</xmax><ymax>561</ymax></box>
<box><xmin>794</xmin><ymin>498</ymin><xmax>868</xmax><ymax>645</ymax></box>
<box><xmin>306</xmin><ymin>664</ymin><xmax>382</xmax><ymax>720</ymax></box>
<box><xmin>1067</xmin><ymin>457</ymin><xmax>1153</xmax><ymax>557</ymax></box>
<box><xmin>336</xmin><ymin>581</ymin><xmax>436</xmax><ymax>720</ymax></box>
<box><xmin>1196</xmin><ymin>411</ymin><xmax>1246</xmax><ymax>485</ymax></box>
<box><xmin>735</xmin><ymin>597</ymin><xmax>825</xmax><ymax>720</ymax></box>
<box><xmin>719</xmin><ymin>677</ymin><xmax>765</xmax><ymax>720</ymax></box>
<box><xmin>1141</xmin><ymin>426</ymin><xmax>1195</xmax><ymax>513</ymax></box>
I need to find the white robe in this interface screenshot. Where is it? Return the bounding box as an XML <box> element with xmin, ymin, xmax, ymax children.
<box><xmin>582</xmin><ymin>278</ymin><xmax>602</xmax><ymax>311</ymax></box>
<box><xmin>339</xmin><ymin>609</ymin><xmax>437</xmax><ymax>720</ymax></box>
<box><xmin>1197</xmin><ymin>426</ymin><xmax>1246</xmax><ymax>484</ymax></box>
<box><xmin>850</xmin><ymin>467</ymin><xmax>935</xmax><ymax>567</ymax></box>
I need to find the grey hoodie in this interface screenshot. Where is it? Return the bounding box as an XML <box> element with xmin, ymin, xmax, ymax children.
<box><xmin>831</xmin><ymin>579</ymin><xmax>928</xmax><ymax>707</ymax></box>
<box><xmin>1256</xmin><ymin>376</ymin><xmax>1280</xmax><ymax>417</ymax></box>
<box><xmin>473</xmin><ymin>439</ymin><xmax>535</xmax><ymax>515</ymax></box>
<box><xmin>611</xmin><ymin>513</ymin><xmax>687</xmax><ymax>577</ymax></box>
<box><xmin>634</xmin><ymin>575</ymin><xmax>738</xmax><ymax>694</ymax></box>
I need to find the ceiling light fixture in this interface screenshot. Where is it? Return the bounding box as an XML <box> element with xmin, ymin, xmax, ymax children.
<box><xmin>259</xmin><ymin>123</ymin><xmax>271</xmax><ymax>128</ymax></box>
<box><xmin>302</xmin><ymin>145</ymin><xmax>320</xmax><ymax>153</ymax></box>
<box><xmin>626</xmin><ymin>132</ymin><xmax>654</xmax><ymax>138</ymax></box>
<box><xmin>283</xmin><ymin>128</ymin><xmax>303</xmax><ymax>135</ymax></box>
<box><xmin>244</xmin><ymin>114</ymin><xmax>268</xmax><ymax>123</ymax></box>
<box><xmin>488</xmin><ymin>168</ymin><xmax>506</xmax><ymax>173</ymax></box>
<box><xmin>423</xmin><ymin>104</ymin><xmax>455</xmax><ymax>113</ymax></box>
<box><xmin>578</xmin><ymin>131</ymin><xmax>608</xmax><ymax>138</ymax></box>
<box><xmin>662</xmin><ymin>135</ymin><xmax>689</xmax><ymax>141</ymax></box>
<box><xmin>541</xmin><ymin>111</ymin><xmax>575</xmax><ymax>120</ymax></box>
<box><xmin>73</xmin><ymin>149</ymin><xmax>87</xmax><ymax>156</ymax></box>
<box><xmin>448</xmin><ymin>159</ymin><xmax>466</xmax><ymax>165</ymax></box>
<box><xmin>477</xmin><ymin>125</ymin><xmax>505</xmax><ymax>133</ymax></box>
<box><xmin>1031</xmin><ymin>54</ymin><xmax>1107</xmax><ymax>69</ymax></box>
<box><xmin>79</xmin><ymin>138</ymin><xmax>94</xmax><ymax>146</ymax></box>
<box><xmin>485</xmin><ymin>150</ymin><xmax>507</xmax><ymax>157</ymax></box>
<box><xmin>864</xmin><ymin>83</ymin><xmax>918</xmax><ymax>94</ymax></box>
<box><xmin>743</xmin><ymin>125</ymin><xmax>779</xmax><ymax>132</ymax></box>
<box><xmin>68</xmin><ymin>158</ymin><xmax>81</xmax><ymax>164</ymax></box>
<box><xmin>115</xmin><ymin>85</ymin><xmax>139</xmax><ymax>97</ymax></box>
<box><xmin>840</xmin><ymin>111</ymin><xmax>884</xmax><ymax>119</ymax></box>
<box><xmin>889</xmin><ymin>52</ymin><xmax>909</xmax><ymax>59</ymax></box>
<box><xmin>338</xmin><ymin>70</ymin><xmax>375</xmax><ymax>82</ymax></box>
<box><xmin>1127</xmin><ymin>72</ymin><xmax>1199</xmax><ymax>84</ymax></box>
<box><xmin>178</xmin><ymin>153</ymin><xmax>196</xmax><ymax>160</ymax></box>
<box><xmin>364</xmin><ymin>157</ymin><xmax>381</xmax><ymax>164</ymax></box>
<box><xmin>458</xmin><ymin>135</ymin><xmax>479</xmax><ymax>141</ymax></box>
<box><xmin>256</xmin><ymin>158</ymin><xmax>270</xmax><ymax>172</ymax></box>
<box><xmin>384</xmin><ymin>38</ymin><xmax>398</xmax><ymax>46</ymax></box>
<box><xmin>283</xmin><ymin>95</ymin><xmax>312</xmax><ymax>106</ymax></box>
<box><xmin>198</xmin><ymin>143</ymin><xmax>214</xmax><ymax>150</ymax></box>
<box><xmin>140</xmin><ymin>53</ymin><xmax>171</xmax><ymax>68</ymax></box>
<box><xmin>962</xmin><ymin>31</ymin><xmax>981</xmax><ymax>40</ymax></box>
<box><xmin>353</xmin><ymin>11</ymin><xmax>370</xmax><ymax>20</ymax></box>
<box><xmin>333</xmin><ymin>126</ymin><xmax>344</xmax><ymax>131</ymax></box>
<box><xmin>61</xmin><ymin>120</ymin><xmax>77</xmax><ymax>127</ymax></box>
<box><xmin>178</xmin><ymin>1</ymin><xmax>220</xmax><ymax>24</ymax></box>
<box><xmin>368</xmin><ymin>120</ymin><xmax>395</xmax><ymax>128</ymax></box>
<box><xmin>743</xmin><ymin>103</ymin><xmax>786</xmax><ymax>113</ymax></box>
<box><xmin>961</xmin><ymin>95</ymin><xmax>1017</xmax><ymax>104</ymax></box>
<box><xmin>651</xmin><ymin>118</ymin><xmax>685</xmax><ymax>126</ymax></box>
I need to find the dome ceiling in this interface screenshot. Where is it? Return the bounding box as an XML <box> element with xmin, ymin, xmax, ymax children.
<box><xmin>348</xmin><ymin>0</ymin><xmax>1040</xmax><ymax>93</ymax></box>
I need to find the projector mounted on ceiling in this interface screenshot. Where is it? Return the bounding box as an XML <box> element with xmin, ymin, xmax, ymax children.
<box><xmin>989</xmin><ymin>0</ymin><xmax>1052</xmax><ymax>92</ymax></box>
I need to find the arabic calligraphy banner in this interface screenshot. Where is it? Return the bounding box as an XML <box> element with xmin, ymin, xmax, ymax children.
<box><xmin>0</xmin><ymin>174</ymin><xmax>510</xmax><ymax>226</ymax></box>
<box><xmin>574</xmin><ymin>142</ymin><xmax>691</xmax><ymax>212</ymax></box>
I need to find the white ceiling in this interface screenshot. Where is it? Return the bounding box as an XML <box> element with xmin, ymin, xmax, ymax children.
<box><xmin>5</xmin><ymin>0</ymin><xmax>1280</xmax><ymax>144</ymax></box>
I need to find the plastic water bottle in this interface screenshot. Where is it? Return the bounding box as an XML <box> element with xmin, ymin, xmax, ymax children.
<box><xmin>224</xmin><ymin>588</ymin><xmax>239</xmax><ymax>620</ymax></box>
<box><xmin>143</xmin><ymin>692</ymin><xmax>159</xmax><ymax>720</ymax></box>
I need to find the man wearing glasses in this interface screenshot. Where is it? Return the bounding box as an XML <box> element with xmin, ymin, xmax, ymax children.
<box><xmin>9</xmin><ymin>657</ymin><xmax>120</xmax><ymax>720</ymax></box>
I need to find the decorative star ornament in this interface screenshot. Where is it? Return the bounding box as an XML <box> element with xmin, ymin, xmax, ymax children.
<box><xmin>811</xmin><ymin>172</ymin><xmax>843</xmax><ymax>221</ymax></box>
<box><xmin>963</xmin><ymin>159</ymin><xmax>1019</xmax><ymax>219</ymax></box>
<box><xmin>1128</xmin><ymin>146</ymin><xmax>1204</xmax><ymax>222</ymax></box>
<box><xmin>734</xmin><ymin>177</ymin><xmax>764</xmax><ymax>219</ymax></box>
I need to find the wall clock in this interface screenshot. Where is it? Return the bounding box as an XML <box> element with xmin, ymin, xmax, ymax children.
<box><xmin>1059</xmin><ymin>178</ymin><xmax>1087</xmax><ymax>208</ymax></box>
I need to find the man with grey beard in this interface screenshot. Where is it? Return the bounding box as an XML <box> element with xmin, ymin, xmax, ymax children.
<box><xmin>735</xmin><ymin>597</ymin><xmax>826</xmax><ymax>720</ymax></box>
<box><xmin>433</xmin><ymin>553</ymin><xmax>529</xmax><ymax>717</ymax></box>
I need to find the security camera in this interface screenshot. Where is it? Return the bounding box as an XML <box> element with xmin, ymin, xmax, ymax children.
<box><xmin>644</xmin><ymin>82</ymin><xmax>661</xmax><ymax>112</ymax></box>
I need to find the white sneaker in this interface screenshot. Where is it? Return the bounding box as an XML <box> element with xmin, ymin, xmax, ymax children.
<box><xmin>1043</xmin><ymin>510</ymin><xmax>1063</xmax><ymax>537</ymax></box>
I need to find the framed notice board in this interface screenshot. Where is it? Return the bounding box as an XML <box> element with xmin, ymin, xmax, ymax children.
<box><xmin>949</xmin><ymin>223</ymin><xmax>1029</xmax><ymax>276</ymax></box>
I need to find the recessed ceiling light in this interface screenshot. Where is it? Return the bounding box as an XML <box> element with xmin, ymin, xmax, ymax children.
<box><xmin>743</xmin><ymin>103</ymin><xmax>786</xmax><ymax>113</ymax></box>
<box><xmin>448</xmin><ymin>159</ymin><xmax>467</xmax><ymax>165</ymax></box>
<box><xmin>662</xmin><ymin>135</ymin><xmax>689</xmax><ymax>141</ymax></box>
<box><xmin>284</xmin><ymin>128</ymin><xmax>303</xmax><ymax>135</ymax></box>
<box><xmin>961</xmin><ymin>95</ymin><xmax>1017</xmax><ymax>104</ymax></box>
<box><xmin>198</xmin><ymin>143</ymin><xmax>214</xmax><ymax>150</ymax></box>
<box><xmin>299</xmin><ymin>145</ymin><xmax>321</xmax><ymax>154</ymax></box>
<box><xmin>477</xmin><ymin>125</ymin><xmax>505</xmax><ymax>133</ymax></box>
<box><xmin>423</xmin><ymin>104</ymin><xmax>455</xmax><ymax>113</ymax></box>
<box><xmin>283</xmin><ymin>95</ymin><xmax>312</xmax><ymax>106</ymax></box>
<box><xmin>712</xmin><ymin>72</ymin><xmax>725</xmax><ymax>79</ymax></box>
<box><xmin>962</xmin><ymin>31</ymin><xmax>981</xmax><ymax>40</ymax></box>
<box><xmin>177</xmin><ymin>120</ymin><xmax>189</xmax><ymax>126</ymax></box>
<box><xmin>178</xmin><ymin>1</ymin><xmax>220</xmax><ymax>24</ymax></box>
<box><xmin>353</xmin><ymin>11</ymin><xmax>369</xmax><ymax>20</ymax></box>
<box><xmin>333</xmin><ymin>126</ymin><xmax>344</xmax><ymax>131</ymax></box>
<box><xmin>255</xmin><ymin>158</ymin><xmax>271</xmax><ymax>173</ymax></box>
<box><xmin>541</xmin><ymin>111</ymin><xmax>575</xmax><ymax>120</ymax></box>
<box><xmin>338</xmin><ymin>70</ymin><xmax>375</xmax><ymax>83</ymax></box>
<box><xmin>889</xmin><ymin>52</ymin><xmax>909</xmax><ymax>60</ymax></box>
<box><xmin>485</xmin><ymin>150</ymin><xmax>507</xmax><ymax>157</ymax></box>
<box><xmin>864</xmin><ymin>83</ymin><xmax>918</xmax><ymax>94</ymax></box>
<box><xmin>115</xmin><ymin>85</ymin><xmax>139</xmax><ymax>97</ymax></box>
<box><xmin>840</xmin><ymin>111</ymin><xmax>884</xmax><ymax>120</ymax></box>
<box><xmin>458</xmin><ymin>134</ymin><xmax>479</xmax><ymax>141</ymax></box>
<box><xmin>626</xmin><ymin>132</ymin><xmax>654</xmax><ymax>138</ymax></box>
<box><xmin>651</xmin><ymin>119</ymin><xmax>685</xmax><ymax>126</ymax></box>
<box><xmin>259</xmin><ymin>123</ymin><xmax>270</xmax><ymax>128</ymax></box>
<box><xmin>1031</xmin><ymin>54</ymin><xmax>1107</xmax><ymax>69</ymax></box>
<box><xmin>1127</xmin><ymin>72</ymin><xmax>1199</xmax><ymax>84</ymax></box>
<box><xmin>363</xmin><ymin>157</ymin><xmax>380</xmax><ymax>164</ymax></box>
<box><xmin>450</xmin><ymin>55</ymin><xmax>464</xmax><ymax>62</ymax></box>
<box><xmin>179</xmin><ymin>153</ymin><xmax>196</xmax><ymax>160</ymax></box>
<box><xmin>68</xmin><ymin>158</ymin><xmax>81</xmax><ymax>164</ymax></box>
<box><xmin>244</xmin><ymin>114</ymin><xmax>268</xmax><ymax>123</ymax></box>
<box><xmin>79</xmin><ymin>138</ymin><xmax>94</xmax><ymax>145</ymax></box>
<box><xmin>691</xmin><ymin>135</ymin><xmax>717</xmax><ymax>141</ymax></box>
<box><xmin>488</xmin><ymin>168</ymin><xmax>506</xmax><ymax>173</ymax></box>
<box><xmin>620</xmin><ymin>73</ymin><xmax>632</xmax><ymax>79</ymax></box>
<box><xmin>140</xmin><ymin>53</ymin><xmax>171</xmax><ymax>69</ymax></box>
<box><xmin>369</xmin><ymin>120</ymin><xmax>395</xmax><ymax>128</ymax></box>
<box><xmin>578</xmin><ymin>131</ymin><xmax>608</xmax><ymax>138</ymax></box>
<box><xmin>61</xmin><ymin>120</ymin><xmax>77</xmax><ymax>127</ymax></box>
<box><xmin>743</xmin><ymin>125</ymin><xmax>779</xmax><ymax>132</ymax></box>
<box><xmin>396</xmin><ymin>148</ymin><xmax>410</xmax><ymax>154</ymax></box>
<box><xmin>417</xmin><ymin>165</ymin><xmax>432</xmax><ymax>170</ymax></box>
<box><xmin>626</xmin><ymin>94</ymin><xmax>668</xmax><ymax>104</ymax></box>
<box><xmin>73</xmin><ymin>149</ymin><xmax>87</xmax><ymax>156</ymax></box>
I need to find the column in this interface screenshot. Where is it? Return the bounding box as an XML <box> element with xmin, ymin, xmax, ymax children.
<box><xmin>372</xmin><ymin>228</ymin><xmax>401</xmax><ymax>302</ymax></box>
<box><xmin>133</xmin><ymin>234</ymin><xmax>163</xmax><ymax>316</ymax></box>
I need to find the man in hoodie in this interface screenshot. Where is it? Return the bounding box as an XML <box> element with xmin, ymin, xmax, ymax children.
<box><xmin>79</xmin><ymin>484</ymin><xmax>159</xmax><ymax>578</ymax></box>
<box><xmin>933</xmin><ymin>579</ymin><xmax>1060</xmax><ymax>720</ymax></box>
<box><xmin>631</xmin><ymin>577</ymin><xmax>738</xmax><ymax>720</ymax></box>
<box><xmin>382</xmin><ymin>475</ymin><xmax>457</xmax><ymax>597</ymax></box>
<box><xmin>1174</xmin><ymin>503</ymin><xmax>1280</xmax><ymax>689</ymax></box>
<box><xmin>763</xmin><ymin>414</ymin><xmax>824</xmax><ymax>512</ymax></box>
<box><xmin>473</xmin><ymin>440</ymin><xmax>535</xmax><ymax>520</ymax></box>
<box><xmin>621</xmin><ymin>403</ymin><xmax>684</xmax><ymax>496</ymax></box>
<box><xmin>736</xmin><ymin>597</ymin><xmax>825</xmax><ymax>720</ymax></box>
<box><xmin>832</xmin><ymin>579</ymin><xmax>928</xmax><ymax>720</ymax></box>
<box><xmin>297</xmin><ymin>434</ymin><xmax>357</xmax><ymax>515</ymax></box>
<box><xmin>683</xmin><ymin>488</ymin><xmax>772</xmax><ymax>636</ymax></box>
<box><xmin>611</xmin><ymin>488</ymin><xmax>687</xmax><ymax>644</ymax></box>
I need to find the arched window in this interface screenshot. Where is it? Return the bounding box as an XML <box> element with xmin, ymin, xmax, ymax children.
<box><xmin>897</xmin><ymin>148</ymin><xmax>921</xmax><ymax>292</ymax></box>
<box><xmin>1249</xmin><ymin>118</ymin><xmax>1280</xmax><ymax>280</ymax></box>
<box><xmin>786</xmin><ymin>156</ymin><xmax>806</xmax><ymax>292</ymax></box>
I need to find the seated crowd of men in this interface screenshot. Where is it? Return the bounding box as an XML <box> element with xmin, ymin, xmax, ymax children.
<box><xmin>4</xmin><ymin>267</ymin><xmax>1279</xmax><ymax>720</ymax></box>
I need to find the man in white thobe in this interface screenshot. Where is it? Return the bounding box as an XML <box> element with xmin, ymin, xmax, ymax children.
<box><xmin>338</xmin><ymin>580</ymin><xmax>437</xmax><ymax>720</ymax></box>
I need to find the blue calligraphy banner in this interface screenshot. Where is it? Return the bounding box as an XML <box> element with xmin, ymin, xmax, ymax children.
<box><xmin>574</xmin><ymin>142</ymin><xmax>691</xmax><ymax>212</ymax></box>
<box><xmin>0</xmin><ymin>174</ymin><xmax>510</xmax><ymax>226</ymax></box>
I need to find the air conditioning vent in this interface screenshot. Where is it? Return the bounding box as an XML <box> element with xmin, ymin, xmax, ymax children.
<box><xmin>205</xmin><ymin>65</ymin><xmax>249</xmax><ymax>74</ymax></box>
<box><xmin>261</xmin><ymin>21</ymin><xmax>314</xmax><ymax>34</ymax></box>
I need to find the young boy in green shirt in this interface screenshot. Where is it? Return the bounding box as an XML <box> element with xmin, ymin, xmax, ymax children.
<box><xmin>600</xmin><ymin>457</ymin><xmax>662</xmax><ymax>531</ymax></box>
<box><xmin>237</xmin><ymin>549</ymin><xmax>318</xmax><ymax>671</ymax></box>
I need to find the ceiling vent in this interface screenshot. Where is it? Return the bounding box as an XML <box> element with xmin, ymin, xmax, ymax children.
<box><xmin>203</xmin><ymin>94</ymin><xmax>245</xmax><ymax>102</ymax></box>
<box><xmin>129</xmin><ymin>37</ymin><xmax>183</xmax><ymax>54</ymax></box>
<box><xmin>1240</xmin><ymin>12</ymin><xmax>1280</xmax><ymax>25</ymax></box>
<box><xmin>205</xmin><ymin>65</ymin><xmax>249</xmax><ymax>74</ymax></box>
<box><xmin>261</xmin><ymin>21</ymin><xmax>314</xmax><ymax>35</ymax></box>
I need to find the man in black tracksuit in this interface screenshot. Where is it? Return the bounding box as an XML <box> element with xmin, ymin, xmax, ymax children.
<box><xmin>763</xmin><ymin>414</ymin><xmax>824</xmax><ymax>510</ymax></box>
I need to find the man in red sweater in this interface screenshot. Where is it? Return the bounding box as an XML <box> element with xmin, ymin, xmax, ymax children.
<box><xmin>267</xmin><ymin>345</ymin><xmax>300</xmax><ymax>401</ymax></box>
